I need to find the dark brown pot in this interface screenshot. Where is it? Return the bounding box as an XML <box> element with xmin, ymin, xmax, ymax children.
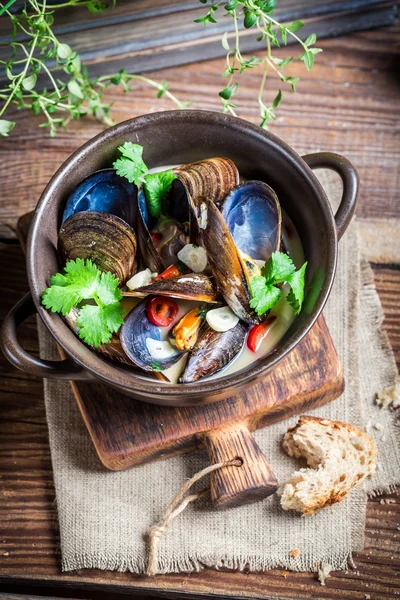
<box><xmin>1</xmin><ymin>110</ymin><xmax>358</xmax><ymax>406</ymax></box>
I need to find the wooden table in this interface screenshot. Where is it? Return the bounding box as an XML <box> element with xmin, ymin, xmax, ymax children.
<box><xmin>0</xmin><ymin>19</ymin><xmax>399</xmax><ymax>600</ymax></box>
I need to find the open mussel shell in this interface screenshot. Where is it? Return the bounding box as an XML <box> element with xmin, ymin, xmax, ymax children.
<box><xmin>199</xmin><ymin>197</ymin><xmax>260</xmax><ymax>324</ymax></box>
<box><xmin>221</xmin><ymin>181</ymin><xmax>281</xmax><ymax>262</ymax></box>
<box><xmin>123</xmin><ymin>273</ymin><xmax>220</xmax><ymax>303</ymax></box>
<box><xmin>63</xmin><ymin>306</ymin><xmax>169</xmax><ymax>381</ymax></box>
<box><xmin>62</xmin><ymin>168</ymin><xmax>137</xmax><ymax>227</ymax></box>
<box><xmin>173</xmin><ymin>157</ymin><xmax>239</xmax><ymax>209</ymax></box>
<box><xmin>58</xmin><ymin>211</ymin><xmax>137</xmax><ymax>285</ymax></box>
<box><xmin>120</xmin><ymin>300</ymin><xmax>183</xmax><ymax>372</ymax></box>
<box><xmin>179</xmin><ymin>320</ymin><xmax>248</xmax><ymax>384</ymax></box>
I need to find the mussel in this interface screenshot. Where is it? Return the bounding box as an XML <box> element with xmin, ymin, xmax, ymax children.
<box><xmin>123</xmin><ymin>273</ymin><xmax>219</xmax><ymax>304</ymax></box>
<box><xmin>120</xmin><ymin>300</ymin><xmax>183</xmax><ymax>372</ymax></box>
<box><xmin>137</xmin><ymin>158</ymin><xmax>239</xmax><ymax>272</ymax></box>
<box><xmin>65</xmin><ymin>306</ymin><xmax>169</xmax><ymax>380</ymax></box>
<box><xmin>58</xmin><ymin>211</ymin><xmax>137</xmax><ymax>285</ymax></box>
<box><xmin>62</xmin><ymin>169</ymin><xmax>137</xmax><ymax>227</ymax></box>
<box><xmin>199</xmin><ymin>198</ymin><xmax>259</xmax><ymax>323</ymax></box>
<box><xmin>174</xmin><ymin>157</ymin><xmax>239</xmax><ymax>209</ymax></box>
<box><xmin>199</xmin><ymin>181</ymin><xmax>282</xmax><ymax>324</ymax></box>
<box><xmin>221</xmin><ymin>181</ymin><xmax>281</xmax><ymax>261</ymax></box>
<box><xmin>179</xmin><ymin>320</ymin><xmax>248</xmax><ymax>383</ymax></box>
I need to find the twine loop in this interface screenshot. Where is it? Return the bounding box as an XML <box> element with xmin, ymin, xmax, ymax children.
<box><xmin>147</xmin><ymin>458</ymin><xmax>242</xmax><ymax>576</ymax></box>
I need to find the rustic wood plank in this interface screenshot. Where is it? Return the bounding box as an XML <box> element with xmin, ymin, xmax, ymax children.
<box><xmin>0</xmin><ymin>23</ymin><xmax>399</xmax><ymax>238</ymax></box>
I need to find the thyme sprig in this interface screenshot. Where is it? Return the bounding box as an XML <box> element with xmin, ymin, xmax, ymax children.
<box><xmin>0</xmin><ymin>0</ymin><xmax>188</xmax><ymax>137</ymax></box>
<box><xmin>195</xmin><ymin>0</ymin><xmax>322</xmax><ymax>127</ymax></box>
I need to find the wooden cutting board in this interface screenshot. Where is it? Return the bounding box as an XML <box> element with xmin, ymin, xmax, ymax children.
<box><xmin>18</xmin><ymin>212</ymin><xmax>344</xmax><ymax>509</ymax></box>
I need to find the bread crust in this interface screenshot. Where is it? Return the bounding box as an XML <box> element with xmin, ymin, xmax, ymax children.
<box><xmin>278</xmin><ymin>415</ymin><xmax>377</xmax><ymax>516</ymax></box>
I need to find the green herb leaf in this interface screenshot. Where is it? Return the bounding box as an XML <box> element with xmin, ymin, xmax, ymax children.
<box><xmin>77</xmin><ymin>302</ymin><xmax>124</xmax><ymax>346</ymax></box>
<box><xmin>250</xmin><ymin>276</ymin><xmax>282</xmax><ymax>315</ymax></box>
<box><xmin>261</xmin><ymin>251</ymin><xmax>296</xmax><ymax>283</ymax></box>
<box><xmin>250</xmin><ymin>252</ymin><xmax>307</xmax><ymax>316</ymax></box>
<box><xmin>304</xmin><ymin>33</ymin><xmax>317</xmax><ymax>47</ymax></box>
<box><xmin>219</xmin><ymin>82</ymin><xmax>238</xmax><ymax>100</ymax></box>
<box><xmin>144</xmin><ymin>169</ymin><xmax>177</xmax><ymax>219</ymax></box>
<box><xmin>286</xmin><ymin>262</ymin><xmax>307</xmax><ymax>314</ymax></box>
<box><xmin>42</xmin><ymin>258</ymin><xmax>124</xmax><ymax>346</ymax></box>
<box><xmin>0</xmin><ymin>119</ymin><xmax>15</xmax><ymax>137</ymax></box>
<box><xmin>271</xmin><ymin>89</ymin><xmax>283</xmax><ymax>109</ymax></box>
<box><xmin>287</xmin><ymin>20</ymin><xmax>304</xmax><ymax>32</ymax></box>
<box><xmin>113</xmin><ymin>142</ymin><xmax>148</xmax><ymax>185</ymax></box>
<box><xmin>57</xmin><ymin>43</ymin><xmax>73</xmax><ymax>59</ymax></box>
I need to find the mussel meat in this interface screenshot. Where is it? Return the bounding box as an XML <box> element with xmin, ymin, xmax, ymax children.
<box><xmin>123</xmin><ymin>273</ymin><xmax>220</xmax><ymax>303</ymax></box>
<box><xmin>62</xmin><ymin>169</ymin><xmax>137</xmax><ymax>227</ymax></box>
<box><xmin>179</xmin><ymin>320</ymin><xmax>248</xmax><ymax>383</ymax></box>
<box><xmin>58</xmin><ymin>211</ymin><xmax>137</xmax><ymax>285</ymax></box>
<box><xmin>120</xmin><ymin>300</ymin><xmax>183</xmax><ymax>372</ymax></box>
<box><xmin>137</xmin><ymin>187</ymin><xmax>192</xmax><ymax>273</ymax></box>
<box><xmin>169</xmin><ymin>307</ymin><xmax>206</xmax><ymax>351</ymax></box>
<box><xmin>221</xmin><ymin>181</ymin><xmax>281</xmax><ymax>261</ymax></box>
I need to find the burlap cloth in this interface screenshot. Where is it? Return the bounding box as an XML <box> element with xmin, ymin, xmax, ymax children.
<box><xmin>37</xmin><ymin>171</ymin><xmax>399</xmax><ymax>575</ymax></box>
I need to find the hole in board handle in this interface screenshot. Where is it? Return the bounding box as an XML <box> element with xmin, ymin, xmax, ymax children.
<box><xmin>233</xmin><ymin>456</ymin><xmax>244</xmax><ymax>467</ymax></box>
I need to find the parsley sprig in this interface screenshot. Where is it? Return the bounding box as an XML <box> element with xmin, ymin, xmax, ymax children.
<box><xmin>42</xmin><ymin>258</ymin><xmax>124</xmax><ymax>347</ymax></box>
<box><xmin>113</xmin><ymin>142</ymin><xmax>176</xmax><ymax>219</ymax></box>
<box><xmin>250</xmin><ymin>251</ymin><xmax>307</xmax><ymax>316</ymax></box>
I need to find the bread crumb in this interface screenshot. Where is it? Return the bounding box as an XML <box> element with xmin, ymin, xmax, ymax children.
<box><xmin>281</xmin><ymin>571</ymin><xmax>289</xmax><ymax>578</ymax></box>
<box><xmin>376</xmin><ymin>381</ymin><xmax>400</xmax><ymax>409</ymax></box>
<box><xmin>289</xmin><ymin>548</ymin><xmax>300</xmax><ymax>558</ymax></box>
<box><xmin>374</xmin><ymin>423</ymin><xmax>384</xmax><ymax>432</ymax></box>
<box><xmin>365</xmin><ymin>595</ymin><xmax>371</xmax><ymax>599</ymax></box>
<box><xmin>365</xmin><ymin>421</ymin><xmax>372</xmax><ymax>433</ymax></box>
<box><xmin>2</xmin><ymin>552</ymin><xmax>9</xmax><ymax>556</ymax></box>
<box><xmin>318</xmin><ymin>563</ymin><xmax>332</xmax><ymax>586</ymax></box>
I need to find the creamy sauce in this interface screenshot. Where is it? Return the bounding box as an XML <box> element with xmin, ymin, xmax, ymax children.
<box><xmin>125</xmin><ymin>164</ymin><xmax>305</xmax><ymax>385</ymax></box>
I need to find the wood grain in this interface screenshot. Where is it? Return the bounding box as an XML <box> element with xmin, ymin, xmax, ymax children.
<box><xmin>1</xmin><ymin>23</ymin><xmax>399</xmax><ymax>238</ymax></box>
<box><xmin>0</xmin><ymin>18</ymin><xmax>399</xmax><ymax>600</ymax></box>
<box><xmin>1</xmin><ymin>0</ymin><xmax>396</xmax><ymax>81</ymax></box>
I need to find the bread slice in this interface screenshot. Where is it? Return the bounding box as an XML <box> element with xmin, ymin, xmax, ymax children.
<box><xmin>278</xmin><ymin>416</ymin><xmax>377</xmax><ymax>516</ymax></box>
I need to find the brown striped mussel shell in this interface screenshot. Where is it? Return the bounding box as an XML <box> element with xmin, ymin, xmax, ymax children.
<box><xmin>58</xmin><ymin>211</ymin><xmax>137</xmax><ymax>285</ymax></box>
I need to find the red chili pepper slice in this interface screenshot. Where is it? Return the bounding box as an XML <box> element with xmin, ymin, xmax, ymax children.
<box><xmin>247</xmin><ymin>316</ymin><xmax>277</xmax><ymax>353</ymax></box>
<box><xmin>147</xmin><ymin>296</ymin><xmax>179</xmax><ymax>327</ymax></box>
<box><xmin>155</xmin><ymin>262</ymin><xmax>188</xmax><ymax>281</ymax></box>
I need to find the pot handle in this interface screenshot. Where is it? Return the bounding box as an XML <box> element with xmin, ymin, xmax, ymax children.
<box><xmin>302</xmin><ymin>152</ymin><xmax>359</xmax><ymax>240</ymax></box>
<box><xmin>1</xmin><ymin>292</ymin><xmax>91</xmax><ymax>380</ymax></box>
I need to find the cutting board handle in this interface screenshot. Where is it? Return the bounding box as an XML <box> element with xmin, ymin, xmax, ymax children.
<box><xmin>203</xmin><ymin>422</ymin><xmax>278</xmax><ymax>509</ymax></box>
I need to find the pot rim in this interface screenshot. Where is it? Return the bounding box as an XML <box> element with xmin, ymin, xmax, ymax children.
<box><xmin>27</xmin><ymin>109</ymin><xmax>337</xmax><ymax>399</ymax></box>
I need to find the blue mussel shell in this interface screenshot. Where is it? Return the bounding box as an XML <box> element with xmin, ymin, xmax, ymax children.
<box><xmin>62</xmin><ymin>168</ymin><xmax>137</xmax><ymax>226</ymax></box>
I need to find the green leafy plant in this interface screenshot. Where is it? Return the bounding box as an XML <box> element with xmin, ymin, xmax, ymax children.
<box><xmin>0</xmin><ymin>0</ymin><xmax>321</xmax><ymax>137</ymax></box>
<box><xmin>0</xmin><ymin>0</ymin><xmax>188</xmax><ymax>137</ymax></box>
<box><xmin>42</xmin><ymin>258</ymin><xmax>125</xmax><ymax>346</ymax></box>
<box><xmin>250</xmin><ymin>251</ymin><xmax>307</xmax><ymax>315</ymax></box>
<box><xmin>196</xmin><ymin>0</ymin><xmax>322</xmax><ymax>127</ymax></box>
<box><xmin>113</xmin><ymin>142</ymin><xmax>177</xmax><ymax>219</ymax></box>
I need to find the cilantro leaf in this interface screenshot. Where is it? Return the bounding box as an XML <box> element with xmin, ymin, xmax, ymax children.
<box><xmin>250</xmin><ymin>276</ymin><xmax>281</xmax><ymax>315</ymax></box>
<box><xmin>77</xmin><ymin>302</ymin><xmax>124</xmax><ymax>346</ymax></box>
<box><xmin>249</xmin><ymin>252</ymin><xmax>307</xmax><ymax>317</ymax></box>
<box><xmin>113</xmin><ymin>142</ymin><xmax>148</xmax><ymax>185</ymax></box>
<box><xmin>286</xmin><ymin>262</ymin><xmax>307</xmax><ymax>314</ymax></box>
<box><xmin>41</xmin><ymin>259</ymin><xmax>124</xmax><ymax>347</ymax></box>
<box><xmin>143</xmin><ymin>169</ymin><xmax>176</xmax><ymax>219</ymax></box>
<box><xmin>96</xmin><ymin>270</ymin><xmax>123</xmax><ymax>305</ymax></box>
<box><xmin>261</xmin><ymin>251</ymin><xmax>295</xmax><ymax>283</ymax></box>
